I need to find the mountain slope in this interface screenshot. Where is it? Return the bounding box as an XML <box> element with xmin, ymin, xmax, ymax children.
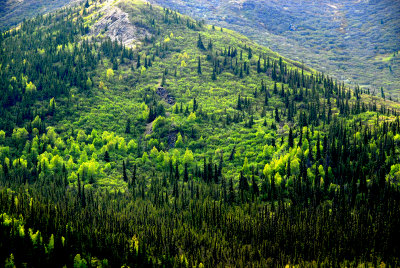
<box><xmin>149</xmin><ymin>0</ymin><xmax>400</xmax><ymax>94</ymax></box>
<box><xmin>0</xmin><ymin>0</ymin><xmax>400</xmax><ymax>267</ymax></box>
<box><xmin>0</xmin><ymin>0</ymin><xmax>81</xmax><ymax>30</ymax></box>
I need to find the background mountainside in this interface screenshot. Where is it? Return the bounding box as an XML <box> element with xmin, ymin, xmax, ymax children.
<box><xmin>149</xmin><ymin>0</ymin><xmax>400</xmax><ymax>94</ymax></box>
<box><xmin>0</xmin><ymin>0</ymin><xmax>80</xmax><ymax>30</ymax></box>
<box><xmin>0</xmin><ymin>0</ymin><xmax>400</xmax><ymax>267</ymax></box>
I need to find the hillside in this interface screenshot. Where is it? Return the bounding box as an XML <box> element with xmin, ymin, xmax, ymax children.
<box><xmin>0</xmin><ymin>0</ymin><xmax>80</xmax><ymax>30</ymax></box>
<box><xmin>149</xmin><ymin>0</ymin><xmax>400</xmax><ymax>95</ymax></box>
<box><xmin>0</xmin><ymin>0</ymin><xmax>400</xmax><ymax>267</ymax></box>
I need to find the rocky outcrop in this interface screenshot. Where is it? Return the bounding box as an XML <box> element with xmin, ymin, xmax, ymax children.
<box><xmin>167</xmin><ymin>130</ymin><xmax>178</xmax><ymax>148</ymax></box>
<box><xmin>156</xmin><ymin>87</ymin><xmax>175</xmax><ymax>105</ymax></box>
<box><xmin>91</xmin><ymin>5</ymin><xmax>151</xmax><ymax>48</ymax></box>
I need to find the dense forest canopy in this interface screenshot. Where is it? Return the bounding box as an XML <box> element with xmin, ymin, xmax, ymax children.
<box><xmin>0</xmin><ymin>0</ymin><xmax>399</xmax><ymax>267</ymax></box>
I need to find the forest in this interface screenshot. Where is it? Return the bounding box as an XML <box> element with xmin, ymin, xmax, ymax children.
<box><xmin>0</xmin><ymin>0</ymin><xmax>399</xmax><ymax>267</ymax></box>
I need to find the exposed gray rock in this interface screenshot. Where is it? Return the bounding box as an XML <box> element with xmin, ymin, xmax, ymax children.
<box><xmin>157</xmin><ymin>87</ymin><xmax>175</xmax><ymax>105</ymax></box>
<box><xmin>167</xmin><ymin>130</ymin><xmax>178</xmax><ymax>149</ymax></box>
<box><xmin>91</xmin><ymin>5</ymin><xmax>151</xmax><ymax>48</ymax></box>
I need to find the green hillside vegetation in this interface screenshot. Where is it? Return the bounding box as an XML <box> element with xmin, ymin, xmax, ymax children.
<box><xmin>0</xmin><ymin>0</ymin><xmax>400</xmax><ymax>267</ymax></box>
<box><xmin>149</xmin><ymin>0</ymin><xmax>400</xmax><ymax>94</ymax></box>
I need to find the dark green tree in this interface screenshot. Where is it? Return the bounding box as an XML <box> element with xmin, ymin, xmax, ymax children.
<box><xmin>104</xmin><ymin>151</ymin><xmax>110</xmax><ymax>162</ymax></box>
<box><xmin>125</xmin><ymin>119</ymin><xmax>131</xmax><ymax>134</ymax></box>
<box><xmin>197</xmin><ymin>34</ymin><xmax>205</xmax><ymax>50</ymax></box>
<box><xmin>197</xmin><ymin>57</ymin><xmax>202</xmax><ymax>74</ymax></box>
<box><xmin>288</xmin><ymin>128</ymin><xmax>294</xmax><ymax>148</ymax></box>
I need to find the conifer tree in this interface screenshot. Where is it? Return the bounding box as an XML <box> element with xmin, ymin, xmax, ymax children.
<box><xmin>237</xmin><ymin>95</ymin><xmax>242</xmax><ymax>110</ymax></box>
<box><xmin>248</xmin><ymin>47</ymin><xmax>252</xmax><ymax>59</ymax></box>
<box><xmin>197</xmin><ymin>34</ymin><xmax>205</xmax><ymax>50</ymax></box>
<box><xmin>136</xmin><ymin>54</ymin><xmax>141</xmax><ymax>68</ymax></box>
<box><xmin>104</xmin><ymin>151</ymin><xmax>110</xmax><ymax>162</ymax></box>
<box><xmin>132</xmin><ymin>164</ymin><xmax>137</xmax><ymax>186</ymax></box>
<box><xmin>184</xmin><ymin>163</ymin><xmax>189</xmax><ymax>182</ymax></box>
<box><xmin>197</xmin><ymin>57</ymin><xmax>202</xmax><ymax>74</ymax></box>
<box><xmin>125</xmin><ymin>119</ymin><xmax>131</xmax><ymax>134</ymax></box>
<box><xmin>288</xmin><ymin>128</ymin><xmax>294</xmax><ymax>148</ymax></box>
<box><xmin>123</xmin><ymin>160</ymin><xmax>128</xmax><ymax>182</ymax></box>
<box><xmin>212</xmin><ymin>68</ymin><xmax>217</xmax><ymax>80</ymax></box>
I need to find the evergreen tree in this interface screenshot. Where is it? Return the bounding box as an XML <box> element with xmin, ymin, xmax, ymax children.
<box><xmin>237</xmin><ymin>95</ymin><xmax>242</xmax><ymax>110</ymax></box>
<box><xmin>212</xmin><ymin>68</ymin><xmax>217</xmax><ymax>80</ymax></box>
<box><xmin>239</xmin><ymin>171</ymin><xmax>249</xmax><ymax>192</ymax></box>
<box><xmin>125</xmin><ymin>119</ymin><xmax>131</xmax><ymax>134</ymax></box>
<box><xmin>104</xmin><ymin>151</ymin><xmax>110</xmax><ymax>162</ymax></box>
<box><xmin>136</xmin><ymin>54</ymin><xmax>141</xmax><ymax>68</ymax></box>
<box><xmin>197</xmin><ymin>34</ymin><xmax>205</xmax><ymax>50</ymax></box>
<box><xmin>273</xmin><ymin>82</ymin><xmax>278</xmax><ymax>94</ymax></box>
<box><xmin>123</xmin><ymin>160</ymin><xmax>128</xmax><ymax>182</ymax></box>
<box><xmin>132</xmin><ymin>164</ymin><xmax>137</xmax><ymax>186</ymax></box>
<box><xmin>288</xmin><ymin>127</ymin><xmax>294</xmax><ymax>148</ymax></box>
<box><xmin>207</xmin><ymin>39</ymin><xmax>213</xmax><ymax>50</ymax></box>
<box><xmin>175</xmin><ymin>162</ymin><xmax>180</xmax><ymax>181</ymax></box>
<box><xmin>197</xmin><ymin>57</ymin><xmax>202</xmax><ymax>74</ymax></box>
<box><xmin>184</xmin><ymin>163</ymin><xmax>189</xmax><ymax>182</ymax></box>
<box><xmin>248</xmin><ymin>47</ymin><xmax>252</xmax><ymax>59</ymax></box>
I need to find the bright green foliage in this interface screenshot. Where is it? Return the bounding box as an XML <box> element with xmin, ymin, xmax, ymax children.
<box><xmin>0</xmin><ymin>130</ymin><xmax>5</xmax><ymax>144</ymax></box>
<box><xmin>12</xmin><ymin>128</ymin><xmax>28</xmax><ymax>146</ymax></box>
<box><xmin>0</xmin><ymin>0</ymin><xmax>399</xmax><ymax>267</ymax></box>
<box><xmin>74</xmin><ymin>254</ymin><xmax>88</xmax><ymax>268</ymax></box>
<box><xmin>25</xmin><ymin>81</ymin><xmax>37</xmax><ymax>93</ymax></box>
<box><xmin>106</xmin><ymin>69</ymin><xmax>114</xmax><ymax>81</ymax></box>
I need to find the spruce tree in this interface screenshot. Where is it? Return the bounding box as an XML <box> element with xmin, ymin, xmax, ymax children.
<box><xmin>184</xmin><ymin>163</ymin><xmax>189</xmax><ymax>182</ymax></box>
<box><xmin>197</xmin><ymin>57</ymin><xmax>202</xmax><ymax>74</ymax></box>
<box><xmin>288</xmin><ymin>128</ymin><xmax>294</xmax><ymax>148</ymax></box>
<box><xmin>237</xmin><ymin>95</ymin><xmax>242</xmax><ymax>110</ymax></box>
<box><xmin>136</xmin><ymin>54</ymin><xmax>141</xmax><ymax>68</ymax></box>
<box><xmin>123</xmin><ymin>160</ymin><xmax>128</xmax><ymax>182</ymax></box>
<box><xmin>104</xmin><ymin>151</ymin><xmax>110</xmax><ymax>162</ymax></box>
<box><xmin>248</xmin><ymin>47</ymin><xmax>252</xmax><ymax>59</ymax></box>
<box><xmin>125</xmin><ymin>119</ymin><xmax>131</xmax><ymax>134</ymax></box>
<box><xmin>132</xmin><ymin>164</ymin><xmax>137</xmax><ymax>186</ymax></box>
<box><xmin>197</xmin><ymin>34</ymin><xmax>205</xmax><ymax>50</ymax></box>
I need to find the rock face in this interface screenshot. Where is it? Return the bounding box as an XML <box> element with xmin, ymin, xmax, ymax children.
<box><xmin>157</xmin><ymin>87</ymin><xmax>175</xmax><ymax>105</ymax></box>
<box><xmin>91</xmin><ymin>5</ymin><xmax>151</xmax><ymax>48</ymax></box>
<box><xmin>167</xmin><ymin>130</ymin><xmax>178</xmax><ymax>148</ymax></box>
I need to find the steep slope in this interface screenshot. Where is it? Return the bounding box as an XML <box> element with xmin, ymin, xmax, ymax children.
<box><xmin>149</xmin><ymin>0</ymin><xmax>400</xmax><ymax>94</ymax></box>
<box><xmin>0</xmin><ymin>0</ymin><xmax>400</xmax><ymax>267</ymax></box>
<box><xmin>0</xmin><ymin>0</ymin><xmax>80</xmax><ymax>30</ymax></box>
